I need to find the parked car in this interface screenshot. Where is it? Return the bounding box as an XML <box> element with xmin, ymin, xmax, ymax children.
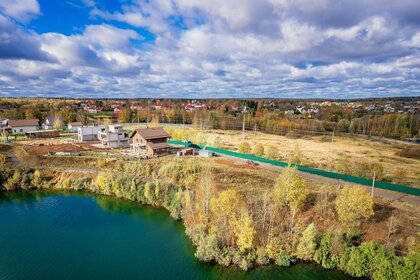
<box><xmin>246</xmin><ymin>160</ymin><xmax>258</xmax><ymax>166</ymax></box>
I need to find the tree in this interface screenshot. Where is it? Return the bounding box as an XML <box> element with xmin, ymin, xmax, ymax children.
<box><xmin>210</xmin><ymin>190</ymin><xmax>241</xmax><ymax>244</ymax></box>
<box><xmin>197</xmin><ymin>169</ymin><xmax>215</xmax><ymax>219</ymax></box>
<box><xmin>273</xmin><ymin>167</ymin><xmax>307</xmax><ymax>232</ymax></box>
<box><xmin>53</xmin><ymin>118</ymin><xmax>63</xmax><ymax>129</ymax></box>
<box><xmin>297</xmin><ymin>223</ymin><xmax>317</xmax><ymax>261</ymax></box>
<box><xmin>253</xmin><ymin>144</ymin><xmax>264</xmax><ymax>157</ymax></box>
<box><xmin>4</xmin><ymin>170</ymin><xmax>22</xmax><ymax>190</ymax></box>
<box><xmin>118</xmin><ymin>108</ymin><xmax>132</xmax><ymax>123</ymax></box>
<box><xmin>337</xmin><ymin>119</ymin><xmax>351</xmax><ymax>133</ymax></box>
<box><xmin>238</xmin><ymin>142</ymin><xmax>251</xmax><ymax>154</ymax></box>
<box><xmin>32</xmin><ymin>170</ymin><xmax>42</xmax><ymax>188</ymax></box>
<box><xmin>233</xmin><ymin>211</ymin><xmax>255</xmax><ymax>253</ymax></box>
<box><xmin>335</xmin><ymin>187</ymin><xmax>374</xmax><ymax>227</ymax></box>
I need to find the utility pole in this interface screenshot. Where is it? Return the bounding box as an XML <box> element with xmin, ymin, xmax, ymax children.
<box><xmin>371</xmin><ymin>171</ymin><xmax>376</xmax><ymax>197</ymax></box>
<box><xmin>242</xmin><ymin>114</ymin><xmax>245</xmax><ymax>141</ymax></box>
<box><xmin>329</xmin><ymin>128</ymin><xmax>335</xmax><ymax>164</ymax></box>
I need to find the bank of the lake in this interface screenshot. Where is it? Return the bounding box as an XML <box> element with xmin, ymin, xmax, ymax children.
<box><xmin>0</xmin><ymin>191</ymin><xmax>354</xmax><ymax>280</ymax></box>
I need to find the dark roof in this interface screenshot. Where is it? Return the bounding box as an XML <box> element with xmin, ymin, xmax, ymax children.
<box><xmin>148</xmin><ymin>142</ymin><xmax>171</xmax><ymax>149</ymax></box>
<box><xmin>8</xmin><ymin>119</ymin><xmax>39</xmax><ymax>127</ymax></box>
<box><xmin>130</xmin><ymin>127</ymin><xmax>170</xmax><ymax>140</ymax></box>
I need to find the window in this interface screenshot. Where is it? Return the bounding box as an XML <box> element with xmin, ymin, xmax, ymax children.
<box><xmin>20</xmin><ymin>129</ymin><xmax>23</xmax><ymax>132</ymax></box>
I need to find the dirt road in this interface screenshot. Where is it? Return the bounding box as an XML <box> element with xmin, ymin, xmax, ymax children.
<box><xmin>219</xmin><ymin>154</ymin><xmax>420</xmax><ymax>207</ymax></box>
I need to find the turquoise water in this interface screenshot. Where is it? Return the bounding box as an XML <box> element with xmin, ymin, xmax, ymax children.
<box><xmin>0</xmin><ymin>191</ymin><xmax>354</xmax><ymax>280</ymax></box>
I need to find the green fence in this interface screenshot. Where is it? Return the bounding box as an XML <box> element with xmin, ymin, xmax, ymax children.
<box><xmin>169</xmin><ymin>140</ymin><xmax>420</xmax><ymax>197</ymax></box>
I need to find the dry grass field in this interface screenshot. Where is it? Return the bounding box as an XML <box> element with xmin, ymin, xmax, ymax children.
<box><xmin>165</xmin><ymin>127</ymin><xmax>420</xmax><ymax>188</ymax></box>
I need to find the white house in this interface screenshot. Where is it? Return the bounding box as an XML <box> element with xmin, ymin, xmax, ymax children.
<box><xmin>98</xmin><ymin>125</ymin><xmax>130</xmax><ymax>148</ymax></box>
<box><xmin>7</xmin><ymin>119</ymin><xmax>39</xmax><ymax>135</ymax></box>
<box><xmin>43</xmin><ymin>116</ymin><xmax>63</xmax><ymax>130</ymax></box>
<box><xmin>77</xmin><ymin>125</ymin><xmax>106</xmax><ymax>142</ymax></box>
<box><xmin>68</xmin><ymin>122</ymin><xmax>83</xmax><ymax>132</ymax></box>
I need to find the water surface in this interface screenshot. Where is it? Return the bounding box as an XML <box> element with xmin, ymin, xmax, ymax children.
<box><xmin>0</xmin><ymin>191</ymin><xmax>353</xmax><ymax>280</ymax></box>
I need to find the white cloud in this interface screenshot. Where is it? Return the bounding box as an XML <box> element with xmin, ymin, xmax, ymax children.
<box><xmin>0</xmin><ymin>0</ymin><xmax>40</xmax><ymax>22</ymax></box>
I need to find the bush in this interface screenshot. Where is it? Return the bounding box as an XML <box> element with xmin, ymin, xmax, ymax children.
<box><xmin>238</xmin><ymin>142</ymin><xmax>251</xmax><ymax>154</ymax></box>
<box><xmin>255</xmin><ymin>246</ymin><xmax>270</xmax><ymax>265</ymax></box>
<box><xmin>253</xmin><ymin>144</ymin><xmax>264</xmax><ymax>157</ymax></box>
<box><xmin>285</xmin><ymin>131</ymin><xmax>300</xmax><ymax>139</ymax></box>
<box><xmin>396</xmin><ymin>146</ymin><xmax>420</xmax><ymax>160</ymax></box>
<box><xmin>275</xmin><ymin>252</ymin><xmax>296</xmax><ymax>267</ymax></box>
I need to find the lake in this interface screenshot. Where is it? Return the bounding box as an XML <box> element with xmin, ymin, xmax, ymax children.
<box><xmin>0</xmin><ymin>191</ymin><xmax>354</xmax><ymax>280</ymax></box>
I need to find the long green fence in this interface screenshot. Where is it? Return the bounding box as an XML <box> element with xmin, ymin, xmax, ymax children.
<box><xmin>168</xmin><ymin>140</ymin><xmax>420</xmax><ymax>197</ymax></box>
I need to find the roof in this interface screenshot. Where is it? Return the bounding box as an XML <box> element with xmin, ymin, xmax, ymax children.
<box><xmin>8</xmin><ymin>119</ymin><xmax>39</xmax><ymax>127</ymax></box>
<box><xmin>68</xmin><ymin>122</ymin><xmax>83</xmax><ymax>126</ymax></box>
<box><xmin>148</xmin><ymin>142</ymin><xmax>171</xmax><ymax>149</ymax></box>
<box><xmin>130</xmin><ymin>127</ymin><xmax>170</xmax><ymax>140</ymax></box>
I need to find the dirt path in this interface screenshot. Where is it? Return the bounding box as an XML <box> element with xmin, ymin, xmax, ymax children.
<box><xmin>219</xmin><ymin>154</ymin><xmax>420</xmax><ymax>207</ymax></box>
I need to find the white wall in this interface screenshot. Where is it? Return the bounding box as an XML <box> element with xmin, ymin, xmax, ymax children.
<box><xmin>12</xmin><ymin>126</ymin><xmax>38</xmax><ymax>135</ymax></box>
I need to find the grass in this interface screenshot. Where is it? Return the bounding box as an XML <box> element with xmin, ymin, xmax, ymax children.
<box><xmin>166</xmin><ymin>127</ymin><xmax>420</xmax><ymax>188</ymax></box>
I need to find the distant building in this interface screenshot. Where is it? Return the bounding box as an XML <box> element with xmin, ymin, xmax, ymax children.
<box><xmin>98</xmin><ymin>125</ymin><xmax>130</xmax><ymax>148</ymax></box>
<box><xmin>199</xmin><ymin>149</ymin><xmax>213</xmax><ymax>157</ymax></box>
<box><xmin>68</xmin><ymin>122</ymin><xmax>83</xmax><ymax>132</ymax></box>
<box><xmin>43</xmin><ymin>116</ymin><xmax>63</xmax><ymax>130</ymax></box>
<box><xmin>77</xmin><ymin>126</ymin><xmax>106</xmax><ymax>142</ymax></box>
<box><xmin>7</xmin><ymin>119</ymin><xmax>39</xmax><ymax>135</ymax></box>
<box><xmin>130</xmin><ymin>127</ymin><xmax>170</xmax><ymax>156</ymax></box>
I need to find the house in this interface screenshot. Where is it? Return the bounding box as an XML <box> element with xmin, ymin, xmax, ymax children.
<box><xmin>77</xmin><ymin>125</ymin><xmax>106</xmax><ymax>142</ymax></box>
<box><xmin>98</xmin><ymin>125</ymin><xmax>130</xmax><ymax>148</ymax></box>
<box><xmin>7</xmin><ymin>119</ymin><xmax>39</xmax><ymax>135</ymax></box>
<box><xmin>68</xmin><ymin>122</ymin><xmax>83</xmax><ymax>132</ymax></box>
<box><xmin>43</xmin><ymin>116</ymin><xmax>63</xmax><ymax>130</ymax></box>
<box><xmin>130</xmin><ymin>127</ymin><xmax>170</xmax><ymax>156</ymax></box>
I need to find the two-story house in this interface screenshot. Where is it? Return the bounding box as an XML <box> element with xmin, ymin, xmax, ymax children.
<box><xmin>130</xmin><ymin>127</ymin><xmax>170</xmax><ymax>156</ymax></box>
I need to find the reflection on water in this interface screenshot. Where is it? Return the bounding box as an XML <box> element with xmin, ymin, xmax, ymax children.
<box><xmin>0</xmin><ymin>190</ymin><xmax>354</xmax><ymax>280</ymax></box>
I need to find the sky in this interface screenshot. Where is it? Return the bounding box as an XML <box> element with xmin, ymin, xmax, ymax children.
<box><xmin>0</xmin><ymin>0</ymin><xmax>419</xmax><ymax>99</ymax></box>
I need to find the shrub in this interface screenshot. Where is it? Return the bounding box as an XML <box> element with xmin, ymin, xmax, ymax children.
<box><xmin>238</xmin><ymin>142</ymin><xmax>251</xmax><ymax>154</ymax></box>
<box><xmin>275</xmin><ymin>252</ymin><xmax>296</xmax><ymax>267</ymax></box>
<box><xmin>253</xmin><ymin>144</ymin><xmax>264</xmax><ymax>157</ymax></box>
<box><xmin>255</xmin><ymin>246</ymin><xmax>270</xmax><ymax>265</ymax></box>
<box><xmin>195</xmin><ymin>233</ymin><xmax>220</xmax><ymax>262</ymax></box>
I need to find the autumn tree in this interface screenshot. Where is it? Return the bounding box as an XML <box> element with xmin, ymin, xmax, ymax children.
<box><xmin>233</xmin><ymin>210</ymin><xmax>255</xmax><ymax>253</ymax></box>
<box><xmin>53</xmin><ymin>118</ymin><xmax>63</xmax><ymax>129</ymax></box>
<box><xmin>118</xmin><ymin>108</ymin><xmax>132</xmax><ymax>123</ymax></box>
<box><xmin>210</xmin><ymin>189</ymin><xmax>241</xmax><ymax>245</ymax></box>
<box><xmin>238</xmin><ymin>142</ymin><xmax>251</xmax><ymax>154</ymax></box>
<box><xmin>335</xmin><ymin>187</ymin><xmax>374</xmax><ymax>227</ymax></box>
<box><xmin>197</xmin><ymin>168</ymin><xmax>215</xmax><ymax>220</ymax></box>
<box><xmin>296</xmin><ymin>223</ymin><xmax>317</xmax><ymax>260</ymax></box>
<box><xmin>273</xmin><ymin>167</ymin><xmax>307</xmax><ymax>232</ymax></box>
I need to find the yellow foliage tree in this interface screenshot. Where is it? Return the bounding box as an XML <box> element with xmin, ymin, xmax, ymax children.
<box><xmin>233</xmin><ymin>211</ymin><xmax>255</xmax><ymax>253</ymax></box>
<box><xmin>273</xmin><ymin>167</ymin><xmax>307</xmax><ymax>232</ymax></box>
<box><xmin>335</xmin><ymin>187</ymin><xmax>374</xmax><ymax>227</ymax></box>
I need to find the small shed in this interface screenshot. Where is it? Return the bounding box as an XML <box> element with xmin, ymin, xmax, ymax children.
<box><xmin>199</xmin><ymin>149</ymin><xmax>213</xmax><ymax>157</ymax></box>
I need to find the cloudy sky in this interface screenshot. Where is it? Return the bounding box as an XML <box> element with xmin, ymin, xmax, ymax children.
<box><xmin>0</xmin><ymin>0</ymin><xmax>419</xmax><ymax>98</ymax></box>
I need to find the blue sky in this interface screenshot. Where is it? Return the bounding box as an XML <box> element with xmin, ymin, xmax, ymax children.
<box><xmin>0</xmin><ymin>0</ymin><xmax>419</xmax><ymax>98</ymax></box>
